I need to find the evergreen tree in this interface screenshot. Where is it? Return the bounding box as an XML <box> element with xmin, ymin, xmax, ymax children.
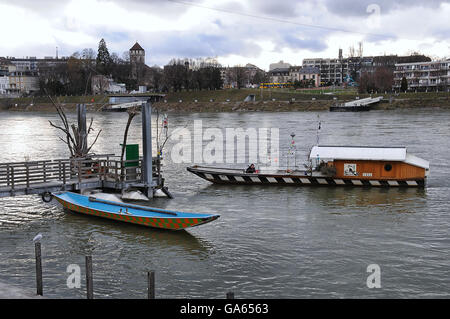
<box><xmin>400</xmin><ymin>76</ymin><xmax>408</xmax><ymax>92</ymax></box>
<box><xmin>96</xmin><ymin>38</ymin><xmax>112</xmax><ymax>75</ymax></box>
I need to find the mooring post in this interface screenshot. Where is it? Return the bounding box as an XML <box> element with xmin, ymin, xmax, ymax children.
<box><xmin>34</xmin><ymin>242</ymin><xmax>43</xmax><ymax>296</ymax></box>
<box><xmin>226</xmin><ymin>291</ymin><xmax>234</xmax><ymax>299</ymax></box>
<box><xmin>142</xmin><ymin>100</ymin><xmax>153</xmax><ymax>198</ymax></box>
<box><xmin>147</xmin><ymin>271</ymin><xmax>155</xmax><ymax>299</ymax></box>
<box><xmin>86</xmin><ymin>256</ymin><xmax>93</xmax><ymax>299</ymax></box>
<box><xmin>77</xmin><ymin>104</ymin><xmax>87</xmax><ymax>155</ymax></box>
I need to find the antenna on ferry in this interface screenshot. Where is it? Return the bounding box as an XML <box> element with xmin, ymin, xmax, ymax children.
<box><xmin>316</xmin><ymin>114</ymin><xmax>321</xmax><ymax>146</ymax></box>
<box><xmin>288</xmin><ymin>132</ymin><xmax>296</xmax><ymax>170</ymax></box>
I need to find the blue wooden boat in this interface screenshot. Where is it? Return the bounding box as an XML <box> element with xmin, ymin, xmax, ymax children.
<box><xmin>52</xmin><ymin>191</ymin><xmax>219</xmax><ymax>230</ymax></box>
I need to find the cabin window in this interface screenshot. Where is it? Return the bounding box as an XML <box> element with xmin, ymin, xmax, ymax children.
<box><xmin>384</xmin><ymin>163</ymin><xmax>393</xmax><ymax>172</ymax></box>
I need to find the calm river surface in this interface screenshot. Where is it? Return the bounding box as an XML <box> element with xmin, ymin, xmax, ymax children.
<box><xmin>0</xmin><ymin>108</ymin><xmax>449</xmax><ymax>298</ymax></box>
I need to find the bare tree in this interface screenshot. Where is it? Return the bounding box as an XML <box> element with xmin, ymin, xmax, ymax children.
<box><xmin>81</xmin><ymin>48</ymin><xmax>96</xmax><ymax>60</ymax></box>
<box><xmin>226</xmin><ymin>66</ymin><xmax>247</xmax><ymax>89</ymax></box>
<box><xmin>47</xmin><ymin>92</ymin><xmax>102</xmax><ymax>158</ymax></box>
<box><xmin>91</xmin><ymin>75</ymin><xmax>110</xmax><ymax>94</ymax></box>
<box><xmin>120</xmin><ymin>106</ymin><xmax>140</xmax><ymax>162</ymax></box>
<box><xmin>122</xmin><ymin>51</ymin><xmax>130</xmax><ymax>63</ymax></box>
<box><xmin>348</xmin><ymin>45</ymin><xmax>355</xmax><ymax>58</ymax></box>
<box><xmin>357</xmin><ymin>42</ymin><xmax>364</xmax><ymax>58</ymax></box>
<box><xmin>358</xmin><ymin>67</ymin><xmax>393</xmax><ymax>93</ymax></box>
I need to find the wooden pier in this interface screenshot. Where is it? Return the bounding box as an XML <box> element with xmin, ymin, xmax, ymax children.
<box><xmin>0</xmin><ymin>154</ymin><xmax>163</xmax><ymax>198</ymax></box>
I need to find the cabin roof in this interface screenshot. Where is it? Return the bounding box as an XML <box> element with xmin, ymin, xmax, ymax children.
<box><xmin>309</xmin><ymin>146</ymin><xmax>429</xmax><ymax>169</ymax></box>
<box><xmin>404</xmin><ymin>154</ymin><xmax>430</xmax><ymax>169</ymax></box>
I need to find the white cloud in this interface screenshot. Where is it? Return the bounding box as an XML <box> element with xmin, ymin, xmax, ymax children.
<box><xmin>0</xmin><ymin>0</ymin><xmax>448</xmax><ymax>69</ymax></box>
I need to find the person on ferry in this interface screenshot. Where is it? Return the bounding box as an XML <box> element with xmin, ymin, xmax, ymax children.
<box><xmin>246</xmin><ymin>163</ymin><xmax>256</xmax><ymax>173</ymax></box>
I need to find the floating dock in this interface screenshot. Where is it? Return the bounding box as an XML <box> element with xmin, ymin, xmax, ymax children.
<box><xmin>330</xmin><ymin>96</ymin><xmax>383</xmax><ymax>111</ymax></box>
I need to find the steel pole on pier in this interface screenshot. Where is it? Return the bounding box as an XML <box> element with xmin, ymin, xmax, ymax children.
<box><xmin>77</xmin><ymin>104</ymin><xmax>87</xmax><ymax>155</ymax></box>
<box><xmin>142</xmin><ymin>100</ymin><xmax>153</xmax><ymax>198</ymax></box>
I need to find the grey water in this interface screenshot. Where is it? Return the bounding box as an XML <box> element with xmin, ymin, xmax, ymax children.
<box><xmin>0</xmin><ymin>108</ymin><xmax>449</xmax><ymax>298</ymax></box>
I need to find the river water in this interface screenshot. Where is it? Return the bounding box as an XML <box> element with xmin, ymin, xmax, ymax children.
<box><xmin>0</xmin><ymin>109</ymin><xmax>449</xmax><ymax>298</ymax></box>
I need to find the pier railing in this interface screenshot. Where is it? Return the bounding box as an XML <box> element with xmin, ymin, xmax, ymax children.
<box><xmin>70</xmin><ymin>156</ymin><xmax>160</xmax><ymax>184</ymax></box>
<box><xmin>0</xmin><ymin>159</ymin><xmax>71</xmax><ymax>189</ymax></box>
<box><xmin>0</xmin><ymin>154</ymin><xmax>162</xmax><ymax>196</ymax></box>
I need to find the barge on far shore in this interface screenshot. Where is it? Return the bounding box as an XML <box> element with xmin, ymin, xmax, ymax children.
<box><xmin>187</xmin><ymin>146</ymin><xmax>429</xmax><ymax>187</ymax></box>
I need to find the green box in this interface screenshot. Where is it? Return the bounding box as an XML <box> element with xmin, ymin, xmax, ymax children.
<box><xmin>122</xmin><ymin>144</ymin><xmax>139</xmax><ymax>167</ymax></box>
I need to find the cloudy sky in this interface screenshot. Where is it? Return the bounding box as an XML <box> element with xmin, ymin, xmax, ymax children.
<box><xmin>0</xmin><ymin>0</ymin><xmax>449</xmax><ymax>70</ymax></box>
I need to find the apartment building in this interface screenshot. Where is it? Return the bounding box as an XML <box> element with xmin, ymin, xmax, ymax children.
<box><xmin>266</xmin><ymin>66</ymin><xmax>320</xmax><ymax>87</ymax></box>
<box><xmin>290</xmin><ymin>66</ymin><xmax>320</xmax><ymax>87</ymax></box>
<box><xmin>393</xmin><ymin>59</ymin><xmax>450</xmax><ymax>92</ymax></box>
<box><xmin>8</xmin><ymin>71</ymin><xmax>40</xmax><ymax>94</ymax></box>
<box><xmin>302</xmin><ymin>58</ymin><xmax>343</xmax><ymax>85</ymax></box>
<box><xmin>268</xmin><ymin>68</ymin><xmax>290</xmax><ymax>83</ymax></box>
<box><xmin>0</xmin><ymin>76</ymin><xmax>9</xmax><ymax>94</ymax></box>
<box><xmin>0</xmin><ymin>56</ymin><xmax>71</xmax><ymax>95</ymax></box>
<box><xmin>303</xmin><ymin>51</ymin><xmax>432</xmax><ymax>86</ymax></box>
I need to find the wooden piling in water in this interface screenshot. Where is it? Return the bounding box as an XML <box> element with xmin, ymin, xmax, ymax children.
<box><xmin>85</xmin><ymin>256</ymin><xmax>93</xmax><ymax>299</ymax></box>
<box><xmin>34</xmin><ymin>242</ymin><xmax>43</xmax><ymax>296</ymax></box>
<box><xmin>226</xmin><ymin>291</ymin><xmax>234</xmax><ymax>299</ymax></box>
<box><xmin>147</xmin><ymin>271</ymin><xmax>155</xmax><ymax>299</ymax></box>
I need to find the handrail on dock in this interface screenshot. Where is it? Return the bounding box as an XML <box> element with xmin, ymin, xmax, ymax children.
<box><xmin>0</xmin><ymin>154</ymin><xmax>162</xmax><ymax>198</ymax></box>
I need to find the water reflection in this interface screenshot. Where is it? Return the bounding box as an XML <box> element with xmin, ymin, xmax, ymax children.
<box><xmin>198</xmin><ymin>183</ymin><xmax>426</xmax><ymax>207</ymax></box>
<box><xmin>0</xmin><ymin>195</ymin><xmax>62</xmax><ymax>230</ymax></box>
<box><xmin>61</xmin><ymin>207</ymin><xmax>212</xmax><ymax>257</ymax></box>
<box><xmin>303</xmin><ymin>186</ymin><xmax>427</xmax><ymax>209</ymax></box>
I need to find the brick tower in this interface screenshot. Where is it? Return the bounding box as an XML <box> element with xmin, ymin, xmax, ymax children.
<box><xmin>130</xmin><ymin>42</ymin><xmax>145</xmax><ymax>80</ymax></box>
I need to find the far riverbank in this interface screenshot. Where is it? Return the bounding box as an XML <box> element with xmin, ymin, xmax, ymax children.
<box><xmin>1</xmin><ymin>89</ymin><xmax>449</xmax><ymax>113</ymax></box>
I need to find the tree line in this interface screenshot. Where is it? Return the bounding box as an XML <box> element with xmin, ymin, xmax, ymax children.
<box><xmin>162</xmin><ymin>58</ymin><xmax>223</xmax><ymax>92</ymax></box>
<box><xmin>37</xmin><ymin>39</ymin><xmax>268</xmax><ymax>96</ymax></box>
<box><xmin>358</xmin><ymin>67</ymin><xmax>394</xmax><ymax>93</ymax></box>
<box><xmin>38</xmin><ymin>39</ymin><xmax>136</xmax><ymax>96</ymax></box>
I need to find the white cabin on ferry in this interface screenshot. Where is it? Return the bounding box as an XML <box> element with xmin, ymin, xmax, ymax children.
<box><xmin>309</xmin><ymin>146</ymin><xmax>429</xmax><ymax>181</ymax></box>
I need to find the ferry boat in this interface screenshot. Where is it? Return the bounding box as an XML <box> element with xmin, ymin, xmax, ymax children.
<box><xmin>187</xmin><ymin>146</ymin><xmax>429</xmax><ymax>187</ymax></box>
